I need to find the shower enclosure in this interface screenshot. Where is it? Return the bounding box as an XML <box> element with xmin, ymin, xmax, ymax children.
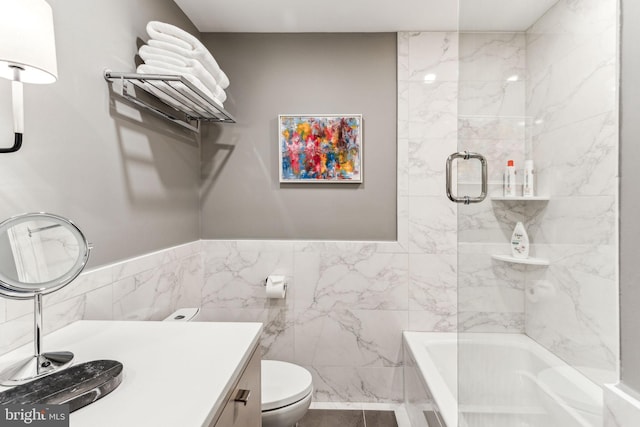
<box><xmin>454</xmin><ymin>0</ymin><xmax>619</xmax><ymax>425</ymax></box>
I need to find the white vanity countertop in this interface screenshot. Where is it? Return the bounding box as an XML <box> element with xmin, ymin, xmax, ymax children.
<box><xmin>0</xmin><ymin>320</ymin><xmax>263</xmax><ymax>427</ymax></box>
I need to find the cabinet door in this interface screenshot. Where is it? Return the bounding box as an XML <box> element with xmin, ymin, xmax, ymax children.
<box><xmin>213</xmin><ymin>348</ymin><xmax>261</xmax><ymax>427</ymax></box>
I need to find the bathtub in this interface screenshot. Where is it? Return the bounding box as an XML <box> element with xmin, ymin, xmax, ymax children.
<box><xmin>403</xmin><ymin>332</ymin><xmax>604</xmax><ymax>427</ymax></box>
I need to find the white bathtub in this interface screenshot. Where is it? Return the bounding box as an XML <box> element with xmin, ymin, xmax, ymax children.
<box><xmin>403</xmin><ymin>332</ymin><xmax>604</xmax><ymax>427</ymax></box>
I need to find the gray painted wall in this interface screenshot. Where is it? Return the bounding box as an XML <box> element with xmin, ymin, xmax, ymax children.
<box><xmin>199</xmin><ymin>33</ymin><xmax>397</xmax><ymax>241</ymax></box>
<box><xmin>0</xmin><ymin>0</ymin><xmax>201</xmax><ymax>268</ymax></box>
<box><xmin>620</xmin><ymin>0</ymin><xmax>640</xmax><ymax>393</ymax></box>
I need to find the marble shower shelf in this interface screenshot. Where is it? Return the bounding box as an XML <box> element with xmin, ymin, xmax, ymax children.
<box><xmin>491</xmin><ymin>254</ymin><xmax>550</xmax><ymax>266</ymax></box>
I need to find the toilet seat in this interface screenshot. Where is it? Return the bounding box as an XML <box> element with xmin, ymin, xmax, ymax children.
<box><xmin>261</xmin><ymin>360</ymin><xmax>313</xmax><ymax>411</ymax></box>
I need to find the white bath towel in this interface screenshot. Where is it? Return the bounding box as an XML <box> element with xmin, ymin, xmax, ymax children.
<box><xmin>138</xmin><ymin>44</ymin><xmax>228</xmax><ymax>102</ymax></box>
<box><xmin>146</xmin><ymin>21</ymin><xmax>194</xmax><ymax>49</ymax></box>
<box><xmin>139</xmin><ymin>44</ymin><xmax>187</xmax><ymax>67</ymax></box>
<box><xmin>143</xmin><ymin>59</ymin><xmax>227</xmax><ymax>104</ymax></box>
<box><xmin>134</xmin><ymin>65</ymin><xmax>211</xmax><ymax>116</ymax></box>
<box><xmin>136</xmin><ymin>63</ymin><xmax>223</xmax><ymax>109</ymax></box>
<box><xmin>146</xmin><ymin>21</ymin><xmax>230</xmax><ymax>89</ymax></box>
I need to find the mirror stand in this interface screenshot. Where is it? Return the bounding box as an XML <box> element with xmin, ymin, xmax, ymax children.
<box><xmin>0</xmin><ymin>212</ymin><xmax>90</xmax><ymax>386</ymax></box>
<box><xmin>0</xmin><ymin>294</ymin><xmax>74</xmax><ymax>385</ymax></box>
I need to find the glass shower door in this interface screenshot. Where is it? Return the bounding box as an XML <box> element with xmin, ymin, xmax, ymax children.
<box><xmin>455</xmin><ymin>0</ymin><xmax>619</xmax><ymax>426</ymax></box>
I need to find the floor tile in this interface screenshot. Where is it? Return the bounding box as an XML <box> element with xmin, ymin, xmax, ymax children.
<box><xmin>298</xmin><ymin>409</ymin><xmax>365</xmax><ymax>427</ymax></box>
<box><xmin>364</xmin><ymin>410</ymin><xmax>399</xmax><ymax>427</ymax></box>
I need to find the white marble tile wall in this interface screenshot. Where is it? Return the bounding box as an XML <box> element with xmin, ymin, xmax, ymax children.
<box><xmin>457</xmin><ymin>32</ymin><xmax>528</xmax><ymax>332</ymax></box>
<box><xmin>0</xmin><ymin>241</ymin><xmax>202</xmax><ymax>356</ymax></box>
<box><xmin>197</xmin><ymin>239</ymin><xmax>410</xmax><ymax>402</ymax></box>
<box><xmin>403</xmin><ymin>32</ymin><xmax>459</xmax><ymax>337</ymax></box>
<box><xmin>524</xmin><ymin>0</ymin><xmax>619</xmax><ymax>384</ymax></box>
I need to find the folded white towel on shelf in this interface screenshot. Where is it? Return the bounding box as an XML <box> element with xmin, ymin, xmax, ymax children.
<box><xmin>138</xmin><ymin>46</ymin><xmax>185</xmax><ymax>68</ymax></box>
<box><xmin>146</xmin><ymin>20</ymin><xmax>194</xmax><ymax>49</ymax></box>
<box><xmin>142</xmin><ymin>59</ymin><xmax>227</xmax><ymax>104</ymax></box>
<box><xmin>136</xmin><ymin>63</ymin><xmax>223</xmax><ymax>108</ymax></box>
<box><xmin>146</xmin><ymin>21</ymin><xmax>230</xmax><ymax>89</ymax></box>
<box><xmin>147</xmin><ymin>39</ymin><xmax>230</xmax><ymax>90</ymax></box>
<box><xmin>138</xmin><ymin>44</ymin><xmax>227</xmax><ymax>103</ymax></box>
<box><xmin>139</xmin><ymin>44</ymin><xmax>186</xmax><ymax>66</ymax></box>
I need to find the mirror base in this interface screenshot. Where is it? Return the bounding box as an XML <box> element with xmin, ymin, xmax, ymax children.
<box><xmin>0</xmin><ymin>351</ymin><xmax>74</xmax><ymax>386</ymax></box>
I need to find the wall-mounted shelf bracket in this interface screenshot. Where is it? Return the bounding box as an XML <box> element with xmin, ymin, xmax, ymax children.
<box><xmin>104</xmin><ymin>70</ymin><xmax>235</xmax><ymax>132</ymax></box>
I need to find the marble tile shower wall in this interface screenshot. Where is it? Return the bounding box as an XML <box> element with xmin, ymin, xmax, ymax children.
<box><xmin>0</xmin><ymin>241</ymin><xmax>202</xmax><ymax>356</ymax></box>
<box><xmin>524</xmin><ymin>0</ymin><xmax>619</xmax><ymax>384</ymax></box>
<box><xmin>457</xmin><ymin>32</ymin><xmax>528</xmax><ymax>332</ymax></box>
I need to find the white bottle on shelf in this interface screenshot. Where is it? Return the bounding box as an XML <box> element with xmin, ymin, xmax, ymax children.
<box><xmin>523</xmin><ymin>160</ymin><xmax>535</xmax><ymax>197</ymax></box>
<box><xmin>503</xmin><ymin>160</ymin><xmax>517</xmax><ymax>197</ymax></box>
<box><xmin>511</xmin><ymin>221</ymin><xmax>530</xmax><ymax>259</ymax></box>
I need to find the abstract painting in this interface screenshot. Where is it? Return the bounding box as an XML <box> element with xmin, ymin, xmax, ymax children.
<box><xmin>279</xmin><ymin>114</ymin><xmax>363</xmax><ymax>183</ymax></box>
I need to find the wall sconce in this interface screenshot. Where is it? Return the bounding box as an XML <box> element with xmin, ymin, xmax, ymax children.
<box><xmin>0</xmin><ymin>0</ymin><xmax>58</xmax><ymax>153</ymax></box>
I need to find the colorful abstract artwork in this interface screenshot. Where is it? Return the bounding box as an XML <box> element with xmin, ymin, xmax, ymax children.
<box><xmin>279</xmin><ymin>114</ymin><xmax>363</xmax><ymax>183</ymax></box>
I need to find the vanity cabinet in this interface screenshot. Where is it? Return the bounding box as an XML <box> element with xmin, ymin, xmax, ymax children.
<box><xmin>0</xmin><ymin>321</ymin><xmax>264</xmax><ymax>427</ymax></box>
<box><xmin>211</xmin><ymin>346</ymin><xmax>261</xmax><ymax>427</ymax></box>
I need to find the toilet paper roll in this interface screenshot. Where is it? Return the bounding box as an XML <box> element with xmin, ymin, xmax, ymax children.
<box><xmin>265</xmin><ymin>275</ymin><xmax>287</xmax><ymax>299</ymax></box>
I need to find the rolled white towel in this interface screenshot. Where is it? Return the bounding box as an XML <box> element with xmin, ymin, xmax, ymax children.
<box><xmin>139</xmin><ymin>44</ymin><xmax>227</xmax><ymax>102</ymax></box>
<box><xmin>146</xmin><ymin>21</ymin><xmax>230</xmax><ymax>89</ymax></box>
<box><xmin>136</xmin><ymin>63</ymin><xmax>224</xmax><ymax>108</ymax></box>
<box><xmin>143</xmin><ymin>59</ymin><xmax>227</xmax><ymax>104</ymax></box>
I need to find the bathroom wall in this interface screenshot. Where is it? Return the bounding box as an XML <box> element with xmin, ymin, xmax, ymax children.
<box><xmin>524</xmin><ymin>0</ymin><xmax>619</xmax><ymax>383</ymax></box>
<box><xmin>0</xmin><ymin>27</ymin><xmax>459</xmax><ymax>403</ymax></box>
<box><xmin>198</xmin><ymin>33</ymin><xmax>397</xmax><ymax>241</ymax></box>
<box><xmin>0</xmin><ymin>241</ymin><xmax>201</xmax><ymax>356</ymax></box>
<box><xmin>194</xmin><ymin>32</ymin><xmax>459</xmax><ymax>402</ymax></box>
<box><xmin>0</xmin><ymin>0</ymin><xmax>202</xmax><ymax>268</ymax></box>
<box><xmin>0</xmin><ymin>0</ymin><xmax>205</xmax><ymax>355</ymax></box>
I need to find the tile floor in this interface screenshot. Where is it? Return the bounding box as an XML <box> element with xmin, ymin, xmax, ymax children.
<box><xmin>298</xmin><ymin>409</ymin><xmax>399</xmax><ymax>427</ymax></box>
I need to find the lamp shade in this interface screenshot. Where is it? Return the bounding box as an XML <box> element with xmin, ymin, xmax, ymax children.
<box><xmin>0</xmin><ymin>0</ymin><xmax>58</xmax><ymax>84</ymax></box>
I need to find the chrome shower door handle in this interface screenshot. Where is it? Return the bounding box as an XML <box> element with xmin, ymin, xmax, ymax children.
<box><xmin>446</xmin><ymin>151</ymin><xmax>488</xmax><ymax>204</ymax></box>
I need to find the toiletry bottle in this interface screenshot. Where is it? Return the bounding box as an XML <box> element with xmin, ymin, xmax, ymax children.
<box><xmin>511</xmin><ymin>221</ymin><xmax>530</xmax><ymax>259</ymax></box>
<box><xmin>523</xmin><ymin>160</ymin><xmax>535</xmax><ymax>197</ymax></box>
<box><xmin>503</xmin><ymin>160</ymin><xmax>517</xmax><ymax>197</ymax></box>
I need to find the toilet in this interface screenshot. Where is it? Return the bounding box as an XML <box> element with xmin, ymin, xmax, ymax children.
<box><xmin>261</xmin><ymin>360</ymin><xmax>313</xmax><ymax>427</ymax></box>
<box><xmin>164</xmin><ymin>309</ymin><xmax>313</xmax><ymax>427</ymax></box>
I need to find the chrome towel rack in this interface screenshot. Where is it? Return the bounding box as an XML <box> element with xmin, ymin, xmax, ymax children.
<box><xmin>104</xmin><ymin>70</ymin><xmax>235</xmax><ymax>132</ymax></box>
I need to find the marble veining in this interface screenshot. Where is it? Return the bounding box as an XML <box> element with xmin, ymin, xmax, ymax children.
<box><xmin>407</xmin><ymin>32</ymin><xmax>458</xmax><ymax>83</ymax></box>
<box><xmin>294</xmin><ymin>252</ymin><xmax>409</xmax><ymax>311</ymax></box>
<box><xmin>307</xmin><ymin>366</ymin><xmax>403</xmax><ymax>403</ymax></box>
<box><xmin>294</xmin><ymin>308</ymin><xmax>407</xmax><ymax>368</ymax></box>
<box><xmin>459</xmin><ymin>33</ymin><xmax>526</xmax><ymax>83</ymax></box>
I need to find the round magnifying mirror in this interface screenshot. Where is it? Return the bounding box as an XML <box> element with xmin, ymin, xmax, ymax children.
<box><xmin>0</xmin><ymin>212</ymin><xmax>90</xmax><ymax>298</ymax></box>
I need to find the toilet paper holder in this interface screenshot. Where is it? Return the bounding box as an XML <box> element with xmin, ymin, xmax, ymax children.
<box><xmin>263</xmin><ymin>276</ymin><xmax>287</xmax><ymax>291</ymax></box>
<box><xmin>263</xmin><ymin>275</ymin><xmax>288</xmax><ymax>300</ymax></box>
